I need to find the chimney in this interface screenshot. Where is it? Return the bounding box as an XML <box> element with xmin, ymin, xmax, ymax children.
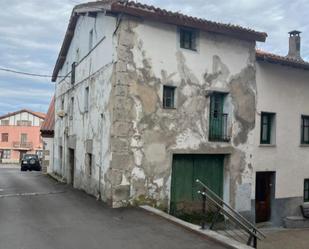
<box><xmin>287</xmin><ymin>30</ymin><xmax>302</xmax><ymax>60</ymax></box>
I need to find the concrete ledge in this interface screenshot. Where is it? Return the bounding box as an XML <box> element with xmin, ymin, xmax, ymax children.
<box><xmin>47</xmin><ymin>172</ymin><xmax>66</xmax><ymax>183</ymax></box>
<box><xmin>284</xmin><ymin>216</ymin><xmax>309</xmax><ymax>228</ymax></box>
<box><xmin>140</xmin><ymin>205</ymin><xmax>253</xmax><ymax>249</ymax></box>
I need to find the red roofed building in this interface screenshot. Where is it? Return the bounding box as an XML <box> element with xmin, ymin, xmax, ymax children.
<box><xmin>40</xmin><ymin>97</ymin><xmax>55</xmax><ymax>173</ymax></box>
<box><xmin>0</xmin><ymin>109</ymin><xmax>46</xmax><ymax>163</ymax></box>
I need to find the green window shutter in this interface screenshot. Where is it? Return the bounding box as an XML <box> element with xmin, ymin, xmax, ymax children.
<box><xmin>304</xmin><ymin>179</ymin><xmax>309</xmax><ymax>202</ymax></box>
<box><xmin>260</xmin><ymin>112</ymin><xmax>274</xmax><ymax>144</ymax></box>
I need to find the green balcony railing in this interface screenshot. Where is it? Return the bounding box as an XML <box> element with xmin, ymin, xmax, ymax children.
<box><xmin>209</xmin><ymin>113</ymin><xmax>230</xmax><ymax>142</ymax></box>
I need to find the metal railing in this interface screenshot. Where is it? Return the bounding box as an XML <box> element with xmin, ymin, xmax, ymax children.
<box><xmin>12</xmin><ymin>141</ymin><xmax>33</xmax><ymax>149</ymax></box>
<box><xmin>196</xmin><ymin>179</ymin><xmax>266</xmax><ymax>248</ymax></box>
<box><xmin>209</xmin><ymin>113</ymin><xmax>230</xmax><ymax>142</ymax></box>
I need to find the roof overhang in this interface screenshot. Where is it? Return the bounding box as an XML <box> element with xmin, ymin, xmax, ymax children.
<box><xmin>52</xmin><ymin>1</ymin><xmax>267</xmax><ymax>82</ymax></box>
<box><xmin>256</xmin><ymin>50</ymin><xmax>309</xmax><ymax>71</ymax></box>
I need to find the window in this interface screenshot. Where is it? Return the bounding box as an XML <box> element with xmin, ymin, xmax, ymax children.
<box><xmin>180</xmin><ymin>28</ymin><xmax>197</xmax><ymax>51</ymax></box>
<box><xmin>1</xmin><ymin>133</ymin><xmax>8</xmax><ymax>142</ymax></box>
<box><xmin>85</xmin><ymin>87</ymin><xmax>89</xmax><ymax>112</ymax></box>
<box><xmin>260</xmin><ymin>112</ymin><xmax>276</xmax><ymax>144</ymax></box>
<box><xmin>209</xmin><ymin>93</ymin><xmax>229</xmax><ymax>142</ymax></box>
<box><xmin>304</xmin><ymin>179</ymin><xmax>309</xmax><ymax>202</ymax></box>
<box><xmin>1</xmin><ymin>119</ymin><xmax>9</xmax><ymax>126</ymax></box>
<box><xmin>2</xmin><ymin>150</ymin><xmax>11</xmax><ymax>159</ymax></box>
<box><xmin>70</xmin><ymin>97</ymin><xmax>74</xmax><ymax>120</ymax></box>
<box><xmin>89</xmin><ymin>29</ymin><xmax>94</xmax><ymax>51</ymax></box>
<box><xmin>59</xmin><ymin>146</ymin><xmax>63</xmax><ymax>170</ymax></box>
<box><xmin>163</xmin><ymin>86</ymin><xmax>176</xmax><ymax>109</ymax></box>
<box><xmin>21</xmin><ymin>133</ymin><xmax>28</xmax><ymax>144</ymax></box>
<box><xmin>301</xmin><ymin>115</ymin><xmax>309</xmax><ymax>144</ymax></box>
<box><xmin>85</xmin><ymin>153</ymin><xmax>93</xmax><ymax>176</ymax></box>
<box><xmin>61</xmin><ymin>98</ymin><xmax>65</xmax><ymax>110</ymax></box>
<box><xmin>17</xmin><ymin>120</ymin><xmax>32</xmax><ymax>126</ymax></box>
<box><xmin>71</xmin><ymin>62</ymin><xmax>76</xmax><ymax>84</ymax></box>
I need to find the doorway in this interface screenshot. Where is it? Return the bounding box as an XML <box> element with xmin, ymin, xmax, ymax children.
<box><xmin>255</xmin><ymin>171</ymin><xmax>275</xmax><ymax>223</ymax></box>
<box><xmin>69</xmin><ymin>149</ymin><xmax>75</xmax><ymax>185</ymax></box>
<box><xmin>170</xmin><ymin>154</ymin><xmax>224</xmax><ymax>215</ymax></box>
<box><xmin>19</xmin><ymin>151</ymin><xmax>26</xmax><ymax>162</ymax></box>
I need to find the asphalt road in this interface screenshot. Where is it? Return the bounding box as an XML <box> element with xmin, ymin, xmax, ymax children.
<box><xmin>0</xmin><ymin>167</ymin><xmax>226</xmax><ymax>249</ymax></box>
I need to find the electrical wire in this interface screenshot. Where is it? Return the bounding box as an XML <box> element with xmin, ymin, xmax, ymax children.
<box><xmin>0</xmin><ymin>67</ymin><xmax>68</xmax><ymax>78</ymax></box>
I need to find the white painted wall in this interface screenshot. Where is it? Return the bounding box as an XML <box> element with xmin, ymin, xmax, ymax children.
<box><xmin>0</xmin><ymin>112</ymin><xmax>43</xmax><ymax>126</ymax></box>
<box><xmin>54</xmin><ymin>12</ymin><xmax>117</xmax><ymax>198</ymax></box>
<box><xmin>254</xmin><ymin>62</ymin><xmax>309</xmax><ymax>199</ymax></box>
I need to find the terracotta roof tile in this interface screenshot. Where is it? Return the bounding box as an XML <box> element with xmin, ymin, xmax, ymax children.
<box><xmin>40</xmin><ymin>96</ymin><xmax>55</xmax><ymax>136</ymax></box>
<box><xmin>256</xmin><ymin>49</ymin><xmax>309</xmax><ymax>70</ymax></box>
<box><xmin>111</xmin><ymin>1</ymin><xmax>267</xmax><ymax>42</ymax></box>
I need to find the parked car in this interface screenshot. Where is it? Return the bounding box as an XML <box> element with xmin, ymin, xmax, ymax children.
<box><xmin>21</xmin><ymin>154</ymin><xmax>41</xmax><ymax>171</ymax></box>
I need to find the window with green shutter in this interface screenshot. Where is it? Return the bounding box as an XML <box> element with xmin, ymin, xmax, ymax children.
<box><xmin>301</xmin><ymin>115</ymin><xmax>309</xmax><ymax>144</ymax></box>
<box><xmin>260</xmin><ymin>112</ymin><xmax>276</xmax><ymax>144</ymax></box>
<box><xmin>304</xmin><ymin>179</ymin><xmax>309</xmax><ymax>202</ymax></box>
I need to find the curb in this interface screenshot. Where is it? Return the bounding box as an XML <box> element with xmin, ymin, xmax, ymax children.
<box><xmin>140</xmin><ymin>205</ymin><xmax>253</xmax><ymax>249</ymax></box>
<box><xmin>47</xmin><ymin>172</ymin><xmax>66</xmax><ymax>183</ymax></box>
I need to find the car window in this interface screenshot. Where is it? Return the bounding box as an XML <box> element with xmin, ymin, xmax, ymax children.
<box><xmin>23</xmin><ymin>155</ymin><xmax>38</xmax><ymax>160</ymax></box>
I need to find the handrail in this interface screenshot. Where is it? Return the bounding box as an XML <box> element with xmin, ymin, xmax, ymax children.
<box><xmin>198</xmin><ymin>190</ymin><xmax>263</xmax><ymax>241</ymax></box>
<box><xmin>196</xmin><ymin>179</ymin><xmax>266</xmax><ymax>239</ymax></box>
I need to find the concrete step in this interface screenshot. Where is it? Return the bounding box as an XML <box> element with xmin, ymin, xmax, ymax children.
<box><xmin>283</xmin><ymin>216</ymin><xmax>309</xmax><ymax>228</ymax></box>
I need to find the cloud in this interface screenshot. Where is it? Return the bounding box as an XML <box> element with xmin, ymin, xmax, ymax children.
<box><xmin>0</xmin><ymin>0</ymin><xmax>308</xmax><ymax>116</ymax></box>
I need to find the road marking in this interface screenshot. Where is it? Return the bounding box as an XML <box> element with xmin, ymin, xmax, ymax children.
<box><xmin>0</xmin><ymin>191</ymin><xmax>66</xmax><ymax>198</ymax></box>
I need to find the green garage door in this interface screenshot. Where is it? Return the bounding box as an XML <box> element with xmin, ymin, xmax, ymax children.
<box><xmin>170</xmin><ymin>154</ymin><xmax>224</xmax><ymax>215</ymax></box>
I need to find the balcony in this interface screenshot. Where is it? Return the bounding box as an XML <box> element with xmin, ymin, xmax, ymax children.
<box><xmin>12</xmin><ymin>141</ymin><xmax>33</xmax><ymax>150</ymax></box>
<box><xmin>209</xmin><ymin>113</ymin><xmax>230</xmax><ymax>142</ymax></box>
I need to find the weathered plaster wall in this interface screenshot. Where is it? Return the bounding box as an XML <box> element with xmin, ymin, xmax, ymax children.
<box><xmin>42</xmin><ymin>137</ymin><xmax>53</xmax><ymax>173</ymax></box>
<box><xmin>54</xmin><ymin>13</ymin><xmax>117</xmax><ymax>202</ymax></box>
<box><xmin>254</xmin><ymin>63</ymin><xmax>309</xmax><ymax>199</ymax></box>
<box><xmin>110</xmin><ymin>16</ymin><xmax>258</xmax><ymax>210</ymax></box>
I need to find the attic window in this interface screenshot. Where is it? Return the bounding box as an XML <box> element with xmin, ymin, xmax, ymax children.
<box><xmin>180</xmin><ymin>28</ymin><xmax>197</xmax><ymax>51</ymax></box>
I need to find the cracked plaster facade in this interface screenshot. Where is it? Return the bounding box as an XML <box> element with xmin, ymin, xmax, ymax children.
<box><xmin>53</xmin><ymin>12</ymin><xmax>258</xmax><ymax>214</ymax></box>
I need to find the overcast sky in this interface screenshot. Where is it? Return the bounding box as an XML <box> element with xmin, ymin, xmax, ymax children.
<box><xmin>0</xmin><ymin>0</ymin><xmax>308</xmax><ymax>115</ymax></box>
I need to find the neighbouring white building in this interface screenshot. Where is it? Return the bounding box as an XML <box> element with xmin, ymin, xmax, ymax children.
<box><xmin>51</xmin><ymin>0</ymin><xmax>309</xmax><ymax>226</ymax></box>
<box><xmin>40</xmin><ymin>97</ymin><xmax>55</xmax><ymax>173</ymax></box>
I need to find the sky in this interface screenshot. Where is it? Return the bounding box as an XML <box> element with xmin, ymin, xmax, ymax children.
<box><xmin>0</xmin><ymin>0</ymin><xmax>308</xmax><ymax>116</ymax></box>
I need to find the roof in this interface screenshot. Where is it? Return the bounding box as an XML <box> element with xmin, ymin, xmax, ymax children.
<box><xmin>40</xmin><ymin>96</ymin><xmax>55</xmax><ymax>137</ymax></box>
<box><xmin>256</xmin><ymin>49</ymin><xmax>309</xmax><ymax>70</ymax></box>
<box><xmin>0</xmin><ymin>109</ymin><xmax>46</xmax><ymax>120</ymax></box>
<box><xmin>52</xmin><ymin>0</ymin><xmax>267</xmax><ymax>82</ymax></box>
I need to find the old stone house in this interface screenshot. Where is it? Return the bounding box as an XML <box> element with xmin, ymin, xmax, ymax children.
<box><xmin>51</xmin><ymin>0</ymin><xmax>309</xmax><ymax>225</ymax></box>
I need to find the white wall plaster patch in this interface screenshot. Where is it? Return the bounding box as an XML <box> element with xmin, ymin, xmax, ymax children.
<box><xmin>132</xmin><ymin>167</ymin><xmax>146</xmax><ymax>180</ymax></box>
<box><xmin>174</xmin><ymin>129</ymin><xmax>201</xmax><ymax>150</ymax></box>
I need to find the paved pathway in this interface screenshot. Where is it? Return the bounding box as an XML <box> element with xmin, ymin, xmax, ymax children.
<box><xmin>0</xmin><ymin>168</ymin><xmax>226</xmax><ymax>249</ymax></box>
<box><xmin>258</xmin><ymin>228</ymin><xmax>309</xmax><ymax>249</ymax></box>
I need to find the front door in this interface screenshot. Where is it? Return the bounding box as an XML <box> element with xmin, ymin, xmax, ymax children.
<box><xmin>170</xmin><ymin>154</ymin><xmax>224</xmax><ymax>215</ymax></box>
<box><xmin>255</xmin><ymin>172</ymin><xmax>274</xmax><ymax>223</ymax></box>
<box><xmin>69</xmin><ymin>149</ymin><xmax>75</xmax><ymax>185</ymax></box>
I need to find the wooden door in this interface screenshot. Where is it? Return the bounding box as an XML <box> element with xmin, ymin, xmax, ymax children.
<box><xmin>170</xmin><ymin>154</ymin><xmax>224</xmax><ymax>215</ymax></box>
<box><xmin>255</xmin><ymin>172</ymin><xmax>273</xmax><ymax>223</ymax></box>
